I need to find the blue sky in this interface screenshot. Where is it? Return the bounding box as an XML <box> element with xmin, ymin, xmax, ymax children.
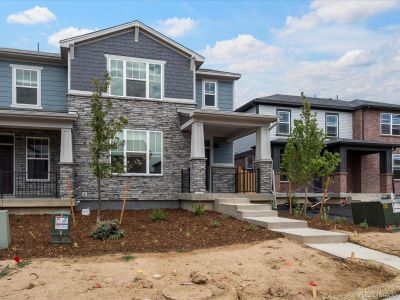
<box><xmin>1</xmin><ymin>0</ymin><xmax>399</xmax><ymax>106</ymax></box>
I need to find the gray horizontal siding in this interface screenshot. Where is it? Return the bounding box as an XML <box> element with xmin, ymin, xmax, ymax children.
<box><xmin>213</xmin><ymin>137</ymin><xmax>233</xmax><ymax>164</ymax></box>
<box><xmin>195</xmin><ymin>78</ymin><xmax>233</xmax><ymax>111</ymax></box>
<box><xmin>71</xmin><ymin>31</ymin><xmax>193</xmax><ymax>100</ymax></box>
<box><xmin>0</xmin><ymin>59</ymin><xmax>67</xmax><ymax>112</ymax></box>
<box><xmin>234</xmin><ymin>133</ymin><xmax>256</xmax><ymax>155</ymax></box>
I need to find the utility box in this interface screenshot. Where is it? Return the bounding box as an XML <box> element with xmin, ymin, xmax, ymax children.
<box><xmin>51</xmin><ymin>212</ymin><xmax>71</xmax><ymax>244</ymax></box>
<box><xmin>0</xmin><ymin>210</ymin><xmax>11</xmax><ymax>249</ymax></box>
<box><xmin>351</xmin><ymin>199</ymin><xmax>400</xmax><ymax>228</ymax></box>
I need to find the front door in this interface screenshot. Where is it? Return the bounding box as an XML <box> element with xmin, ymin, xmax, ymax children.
<box><xmin>0</xmin><ymin>143</ymin><xmax>14</xmax><ymax>195</ymax></box>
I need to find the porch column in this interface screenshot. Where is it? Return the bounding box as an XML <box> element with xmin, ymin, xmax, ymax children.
<box><xmin>59</xmin><ymin>128</ymin><xmax>74</xmax><ymax>199</ymax></box>
<box><xmin>189</xmin><ymin>122</ymin><xmax>206</xmax><ymax>193</ymax></box>
<box><xmin>254</xmin><ymin>125</ymin><xmax>273</xmax><ymax>193</ymax></box>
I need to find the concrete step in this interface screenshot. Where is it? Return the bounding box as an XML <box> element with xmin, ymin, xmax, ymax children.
<box><xmin>216</xmin><ymin>203</ymin><xmax>271</xmax><ymax>219</ymax></box>
<box><xmin>238</xmin><ymin>209</ymin><xmax>278</xmax><ymax>218</ymax></box>
<box><xmin>243</xmin><ymin>216</ymin><xmax>308</xmax><ymax>230</ymax></box>
<box><xmin>273</xmin><ymin>228</ymin><xmax>349</xmax><ymax>244</ymax></box>
<box><xmin>233</xmin><ymin>203</ymin><xmax>272</xmax><ymax>210</ymax></box>
<box><xmin>215</xmin><ymin>197</ymin><xmax>250</xmax><ymax>204</ymax></box>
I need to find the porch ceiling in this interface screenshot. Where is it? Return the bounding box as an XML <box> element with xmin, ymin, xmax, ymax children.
<box><xmin>0</xmin><ymin>109</ymin><xmax>77</xmax><ymax>129</ymax></box>
<box><xmin>178</xmin><ymin>108</ymin><xmax>277</xmax><ymax>141</ymax></box>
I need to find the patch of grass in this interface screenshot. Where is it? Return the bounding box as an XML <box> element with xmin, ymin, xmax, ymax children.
<box><xmin>120</xmin><ymin>255</ymin><xmax>135</xmax><ymax>262</ymax></box>
<box><xmin>0</xmin><ymin>261</ymin><xmax>31</xmax><ymax>278</ymax></box>
<box><xmin>246</xmin><ymin>224</ymin><xmax>258</xmax><ymax>232</ymax></box>
<box><xmin>89</xmin><ymin>219</ymin><xmax>125</xmax><ymax>240</ymax></box>
<box><xmin>193</xmin><ymin>203</ymin><xmax>205</xmax><ymax>217</ymax></box>
<box><xmin>334</xmin><ymin>216</ymin><xmax>347</xmax><ymax>224</ymax></box>
<box><xmin>16</xmin><ymin>261</ymin><xmax>31</xmax><ymax>268</ymax></box>
<box><xmin>149</xmin><ymin>209</ymin><xmax>167</xmax><ymax>222</ymax></box>
<box><xmin>0</xmin><ymin>265</ymin><xmax>11</xmax><ymax>278</ymax></box>
<box><xmin>210</xmin><ymin>220</ymin><xmax>220</xmax><ymax>228</ymax></box>
<box><xmin>359</xmin><ymin>219</ymin><xmax>369</xmax><ymax>230</ymax></box>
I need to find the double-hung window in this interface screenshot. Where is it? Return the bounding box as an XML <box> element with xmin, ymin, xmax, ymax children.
<box><xmin>11</xmin><ymin>65</ymin><xmax>42</xmax><ymax>108</ymax></box>
<box><xmin>277</xmin><ymin>110</ymin><xmax>291</xmax><ymax>135</ymax></box>
<box><xmin>203</xmin><ymin>81</ymin><xmax>217</xmax><ymax>108</ymax></box>
<box><xmin>326</xmin><ymin>113</ymin><xmax>339</xmax><ymax>138</ymax></box>
<box><xmin>381</xmin><ymin>113</ymin><xmax>400</xmax><ymax>136</ymax></box>
<box><xmin>26</xmin><ymin>137</ymin><xmax>49</xmax><ymax>181</ymax></box>
<box><xmin>393</xmin><ymin>154</ymin><xmax>400</xmax><ymax>180</ymax></box>
<box><xmin>111</xmin><ymin>130</ymin><xmax>163</xmax><ymax>175</ymax></box>
<box><xmin>107</xmin><ymin>55</ymin><xmax>164</xmax><ymax>100</ymax></box>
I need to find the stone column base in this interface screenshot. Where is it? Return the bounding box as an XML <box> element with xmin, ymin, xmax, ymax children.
<box><xmin>254</xmin><ymin>160</ymin><xmax>273</xmax><ymax>193</ymax></box>
<box><xmin>59</xmin><ymin>163</ymin><xmax>74</xmax><ymax>199</ymax></box>
<box><xmin>189</xmin><ymin>158</ymin><xmax>207</xmax><ymax>193</ymax></box>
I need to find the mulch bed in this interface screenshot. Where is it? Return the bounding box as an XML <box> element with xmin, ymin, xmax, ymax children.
<box><xmin>278</xmin><ymin>210</ymin><xmax>387</xmax><ymax>232</ymax></box>
<box><xmin>0</xmin><ymin>209</ymin><xmax>282</xmax><ymax>259</ymax></box>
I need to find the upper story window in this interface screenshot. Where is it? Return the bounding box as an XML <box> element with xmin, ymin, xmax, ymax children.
<box><xmin>325</xmin><ymin>113</ymin><xmax>339</xmax><ymax>138</ymax></box>
<box><xmin>106</xmin><ymin>55</ymin><xmax>164</xmax><ymax>100</ymax></box>
<box><xmin>277</xmin><ymin>110</ymin><xmax>291</xmax><ymax>135</ymax></box>
<box><xmin>394</xmin><ymin>154</ymin><xmax>400</xmax><ymax>180</ymax></box>
<box><xmin>11</xmin><ymin>65</ymin><xmax>42</xmax><ymax>108</ymax></box>
<box><xmin>111</xmin><ymin>129</ymin><xmax>163</xmax><ymax>175</ymax></box>
<box><xmin>381</xmin><ymin>113</ymin><xmax>400</xmax><ymax>136</ymax></box>
<box><xmin>203</xmin><ymin>81</ymin><xmax>217</xmax><ymax>108</ymax></box>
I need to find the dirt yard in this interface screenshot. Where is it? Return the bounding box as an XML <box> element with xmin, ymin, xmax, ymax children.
<box><xmin>349</xmin><ymin>231</ymin><xmax>400</xmax><ymax>257</ymax></box>
<box><xmin>0</xmin><ymin>209</ymin><xmax>281</xmax><ymax>259</ymax></box>
<box><xmin>1</xmin><ymin>238</ymin><xmax>399</xmax><ymax>300</ymax></box>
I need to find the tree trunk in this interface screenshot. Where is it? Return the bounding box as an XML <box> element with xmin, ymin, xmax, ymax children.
<box><xmin>304</xmin><ymin>185</ymin><xmax>308</xmax><ymax>217</ymax></box>
<box><xmin>97</xmin><ymin>177</ymin><xmax>101</xmax><ymax>222</ymax></box>
<box><xmin>288</xmin><ymin>180</ymin><xmax>293</xmax><ymax>214</ymax></box>
<box><xmin>319</xmin><ymin>177</ymin><xmax>331</xmax><ymax>217</ymax></box>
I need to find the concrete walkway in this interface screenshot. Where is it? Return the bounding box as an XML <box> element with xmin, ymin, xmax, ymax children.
<box><xmin>306</xmin><ymin>242</ymin><xmax>400</xmax><ymax>270</ymax></box>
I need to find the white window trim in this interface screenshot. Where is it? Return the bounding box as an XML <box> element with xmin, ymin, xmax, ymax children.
<box><xmin>202</xmin><ymin>80</ymin><xmax>218</xmax><ymax>109</ymax></box>
<box><xmin>381</xmin><ymin>113</ymin><xmax>400</xmax><ymax>136</ymax></box>
<box><xmin>10</xmin><ymin>64</ymin><xmax>43</xmax><ymax>109</ymax></box>
<box><xmin>393</xmin><ymin>154</ymin><xmax>400</xmax><ymax>181</ymax></box>
<box><xmin>105</xmin><ymin>54</ymin><xmax>165</xmax><ymax>100</ymax></box>
<box><xmin>26</xmin><ymin>137</ymin><xmax>50</xmax><ymax>182</ymax></box>
<box><xmin>112</xmin><ymin>129</ymin><xmax>163</xmax><ymax>176</ymax></box>
<box><xmin>325</xmin><ymin>114</ymin><xmax>339</xmax><ymax>138</ymax></box>
<box><xmin>277</xmin><ymin>110</ymin><xmax>291</xmax><ymax>136</ymax></box>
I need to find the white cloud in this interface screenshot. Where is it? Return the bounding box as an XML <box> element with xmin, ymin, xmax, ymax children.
<box><xmin>157</xmin><ymin>17</ymin><xmax>196</xmax><ymax>37</ymax></box>
<box><xmin>335</xmin><ymin>50</ymin><xmax>374</xmax><ymax>68</ymax></box>
<box><xmin>203</xmin><ymin>34</ymin><xmax>281</xmax><ymax>73</ymax></box>
<box><xmin>7</xmin><ymin>6</ymin><xmax>56</xmax><ymax>25</ymax></box>
<box><xmin>281</xmin><ymin>0</ymin><xmax>399</xmax><ymax>35</ymax></box>
<box><xmin>48</xmin><ymin>27</ymin><xmax>95</xmax><ymax>47</ymax></box>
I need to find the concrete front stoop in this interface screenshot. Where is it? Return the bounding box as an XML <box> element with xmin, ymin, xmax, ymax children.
<box><xmin>215</xmin><ymin>197</ymin><xmax>348</xmax><ymax>244</ymax></box>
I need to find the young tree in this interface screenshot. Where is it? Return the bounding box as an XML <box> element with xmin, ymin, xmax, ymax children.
<box><xmin>283</xmin><ymin>93</ymin><xmax>326</xmax><ymax>216</ymax></box>
<box><xmin>315</xmin><ymin>151</ymin><xmax>341</xmax><ymax>216</ymax></box>
<box><xmin>88</xmin><ymin>73</ymin><xmax>128</xmax><ymax>222</ymax></box>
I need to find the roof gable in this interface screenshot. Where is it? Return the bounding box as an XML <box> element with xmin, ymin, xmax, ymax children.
<box><xmin>59</xmin><ymin>20</ymin><xmax>204</xmax><ymax>64</ymax></box>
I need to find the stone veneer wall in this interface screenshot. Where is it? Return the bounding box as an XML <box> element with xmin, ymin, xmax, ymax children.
<box><xmin>254</xmin><ymin>160</ymin><xmax>273</xmax><ymax>193</ymax></box>
<box><xmin>212</xmin><ymin>167</ymin><xmax>235</xmax><ymax>193</ymax></box>
<box><xmin>68</xmin><ymin>95</ymin><xmax>193</xmax><ymax>203</ymax></box>
<box><xmin>189</xmin><ymin>158</ymin><xmax>206</xmax><ymax>193</ymax></box>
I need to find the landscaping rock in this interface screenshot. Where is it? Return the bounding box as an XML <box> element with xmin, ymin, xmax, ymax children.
<box><xmin>190</xmin><ymin>271</ymin><xmax>208</xmax><ymax>285</ymax></box>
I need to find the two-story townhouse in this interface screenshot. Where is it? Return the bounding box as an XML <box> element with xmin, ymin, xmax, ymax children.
<box><xmin>0</xmin><ymin>21</ymin><xmax>277</xmax><ymax>212</ymax></box>
<box><xmin>235</xmin><ymin>94</ymin><xmax>400</xmax><ymax>197</ymax></box>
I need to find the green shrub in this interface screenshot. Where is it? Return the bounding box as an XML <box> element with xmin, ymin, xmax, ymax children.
<box><xmin>120</xmin><ymin>255</ymin><xmax>135</xmax><ymax>261</ymax></box>
<box><xmin>210</xmin><ymin>220</ymin><xmax>220</xmax><ymax>228</ymax></box>
<box><xmin>89</xmin><ymin>219</ymin><xmax>125</xmax><ymax>240</ymax></box>
<box><xmin>293</xmin><ymin>203</ymin><xmax>304</xmax><ymax>216</ymax></box>
<box><xmin>320</xmin><ymin>206</ymin><xmax>330</xmax><ymax>222</ymax></box>
<box><xmin>334</xmin><ymin>216</ymin><xmax>347</xmax><ymax>224</ymax></box>
<box><xmin>359</xmin><ymin>219</ymin><xmax>369</xmax><ymax>229</ymax></box>
<box><xmin>246</xmin><ymin>224</ymin><xmax>258</xmax><ymax>231</ymax></box>
<box><xmin>193</xmin><ymin>203</ymin><xmax>205</xmax><ymax>216</ymax></box>
<box><xmin>150</xmin><ymin>209</ymin><xmax>167</xmax><ymax>222</ymax></box>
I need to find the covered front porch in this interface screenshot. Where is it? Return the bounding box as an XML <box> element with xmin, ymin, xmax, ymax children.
<box><xmin>178</xmin><ymin>109</ymin><xmax>277</xmax><ymax>199</ymax></box>
<box><xmin>0</xmin><ymin>109</ymin><xmax>77</xmax><ymax>211</ymax></box>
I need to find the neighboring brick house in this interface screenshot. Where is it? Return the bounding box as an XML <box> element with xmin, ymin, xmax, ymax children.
<box><xmin>0</xmin><ymin>21</ymin><xmax>277</xmax><ymax>211</ymax></box>
<box><xmin>235</xmin><ymin>94</ymin><xmax>400</xmax><ymax>196</ymax></box>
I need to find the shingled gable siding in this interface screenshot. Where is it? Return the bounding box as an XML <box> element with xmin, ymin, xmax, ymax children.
<box><xmin>0</xmin><ymin>59</ymin><xmax>67</xmax><ymax>112</ymax></box>
<box><xmin>195</xmin><ymin>78</ymin><xmax>234</xmax><ymax>111</ymax></box>
<box><xmin>68</xmin><ymin>94</ymin><xmax>193</xmax><ymax>204</ymax></box>
<box><xmin>70</xmin><ymin>31</ymin><xmax>193</xmax><ymax>99</ymax></box>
